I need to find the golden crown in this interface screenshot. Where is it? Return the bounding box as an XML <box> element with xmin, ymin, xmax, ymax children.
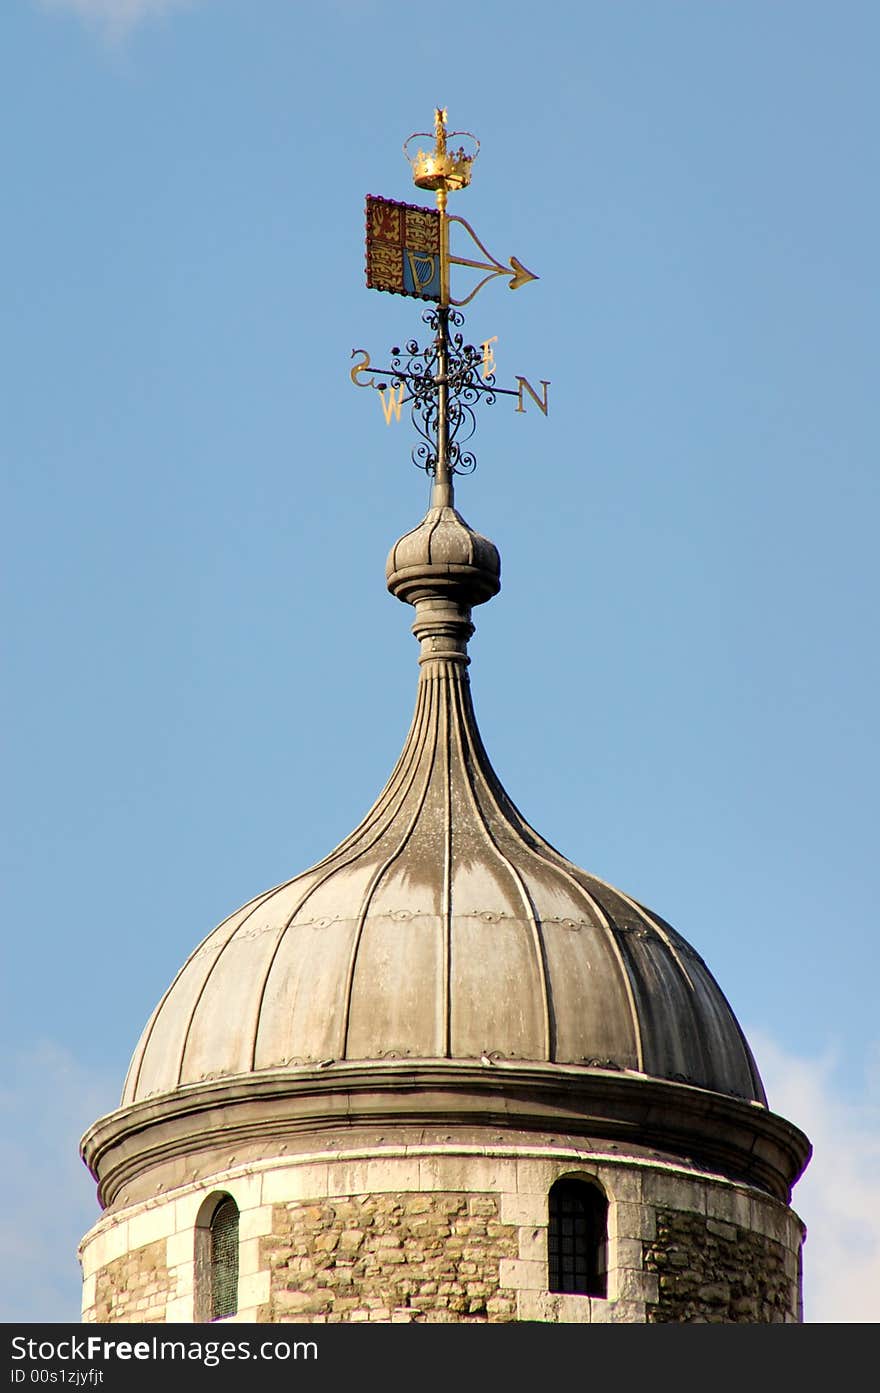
<box><xmin>404</xmin><ymin>107</ymin><xmax>479</xmax><ymax>195</ymax></box>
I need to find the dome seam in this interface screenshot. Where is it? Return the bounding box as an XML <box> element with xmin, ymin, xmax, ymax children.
<box><xmin>449</xmin><ymin>667</ymin><xmax>552</xmax><ymax>1061</ymax></box>
<box><xmin>339</xmin><ymin>668</ymin><xmax>442</xmax><ymax>1060</ymax></box>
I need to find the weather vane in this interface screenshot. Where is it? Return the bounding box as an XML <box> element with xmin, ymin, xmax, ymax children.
<box><xmin>350</xmin><ymin>107</ymin><xmax>549</xmax><ymax>490</ymax></box>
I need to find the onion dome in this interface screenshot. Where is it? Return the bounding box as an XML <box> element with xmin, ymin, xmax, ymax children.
<box><xmin>122</xmin><ymin>483</ymin><xmax>765</xmax><ymax>1112</ymax></box>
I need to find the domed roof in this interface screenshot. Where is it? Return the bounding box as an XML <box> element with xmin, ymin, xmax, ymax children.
<box><xmin>123</xmin><ymin>489</ymin><xmax>765</xmax><ymax>1110</ymax></box>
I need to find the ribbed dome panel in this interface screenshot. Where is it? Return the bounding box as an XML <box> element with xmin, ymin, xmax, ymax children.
<box><xmin>123</xmin><ymin>658</ymin><xmax>766</xmax><ymax>1107</ymax></box>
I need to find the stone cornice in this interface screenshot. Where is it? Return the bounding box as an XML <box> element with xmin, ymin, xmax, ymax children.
<box><xmin>82</xmin><ymin>1061</ymin><xmax>810</xmax><ymax>1209</ymax></box>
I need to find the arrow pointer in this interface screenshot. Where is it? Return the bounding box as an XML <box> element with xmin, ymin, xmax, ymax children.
<box><xmin>508</xmin><ymin>256</ymin><xmax>538</xmax><ymax>291</ymax></box>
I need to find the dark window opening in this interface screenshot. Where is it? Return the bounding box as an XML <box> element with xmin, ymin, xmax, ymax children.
<box><xmin>548</xmin><ymin>1177</ymin><xmax>608</xmax><ymax>1298</ymax></box>
<box><xmin>209</xmin><ymin>1196</ymin><xmax>239</xmax><ymax>1319</ymax></box>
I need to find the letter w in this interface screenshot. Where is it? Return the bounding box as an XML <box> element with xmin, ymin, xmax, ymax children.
<box><xmin>380</xmin><ymin>383</ymin><xmax>405</xmax><ymax>424</ymax></box>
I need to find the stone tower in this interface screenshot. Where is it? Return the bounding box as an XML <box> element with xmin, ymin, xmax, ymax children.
<box><xmin>79</xmin><ymin>466</ymin><xmax>810</xmax><ymax>1323</ymax></box>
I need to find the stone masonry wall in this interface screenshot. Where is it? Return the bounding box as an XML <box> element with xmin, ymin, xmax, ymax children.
<box><xmin>81</xmin><ymin>1147</ymin><xmax>805</xmax><ymax>1324</ymax></box>
<box><xmin>263</xmin><ymin>1192</ymin><xmax>519</xmax><ymax>1323</ymax></box>
<box><xmin>644</xmin><ymin>1208</ymin><xmax>793</xmax><ymax>1323</ymax></box>
<box><xmin>92</xmin><ymin>1238</ymin><xmax>174</xmax><ymax>1323</ymax></box>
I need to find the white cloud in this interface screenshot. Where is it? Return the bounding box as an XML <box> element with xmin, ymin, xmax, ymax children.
<box><xmin>752</xmin><ymin>1030</ymin><xmax>880</xmax><ymax>1323</ymax></box>
<box><xmin>0</xmin><ymin>1041</ymin><xmax>117</xmax><ymax>1322</ymax></box>
<box><xmin>37</xmin><ymin>0</ymin><xmax>198</xmax><ymax>41</ymax></box>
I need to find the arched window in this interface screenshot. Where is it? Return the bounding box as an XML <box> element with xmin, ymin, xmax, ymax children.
<box><xmin>195</xmin><ymin>1193</ymin><xmax>239</xmax><ymax>1320</ymax></box>
<box><xmin>548</xmin><ymin>1177</ymin><xmax>608</xmax><ymax>1298</ymax></box>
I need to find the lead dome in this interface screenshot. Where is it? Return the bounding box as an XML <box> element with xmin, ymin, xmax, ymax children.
<box><xmin>124</xmin><ymin>499</ymin><xmax>764</xmax><ymax>1109</ymax></box>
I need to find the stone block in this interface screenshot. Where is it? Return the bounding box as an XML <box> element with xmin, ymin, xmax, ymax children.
<box><xmin>374</xmin><ymin>1232</ymin><xmax>403</xmax><ymax>1248</ymax></box>
<box><xmin>788</xmin><ymin>1206</ymin><xmax>807</xmax><ymax>1247</ymax></box>
<box><xmin>698</xmin><ymin>1282</ymin><xmax>731</xmax><ymax>1305</ymax></box>
<box><xmin>247</xmin><ymin>1303</ymin><xmax>276</xmax><ymax>1323</ymax></box>
<box><xmin>169</xmin><ymin>1189</ymin><xmax>206</xmax><ymax>1231</ymax></box>
<box><xmin>163</xmin><ymin>1295</ymin><xmax>193</xmax><ymax>1323</ymax></box>
<box><xmin>517</xmin><ymin>1290</ymin><xmax>561</xmax><ymax>1323</ymax></box>
<box><xmin>749</xmin><ymin>1196</ymin><xmax>788</xmax><ymax>1245</ymax></box>
<box><xmin>499</xmin><ymin>1192</ymin><xmax>547</xmax><ymax>1228</ymax></box>
<box><xmin>404</xmin><ymin>1194</ymin><xmax>433</xmax><ymax>1215</ymax></box>
<box><xmin>328</xmin><ymin>1158</ymin><xmax>419</xmax><ymax>1196</ymax></box>
<box><xmin>486</xmin><ymin>1295</ymin><xmax>516</xmax><ymax>1321</ymax></box>
<box><xmin>337</xmin><ymin>1229</ymin><xmax>365</xmax><ymax>1254</ymax></box>
<box><xmin>371</xmin><ymin>1158</ymin><xmax>423</xmax><ymax>1193</ymax></box>
<box><xmin>513</xmin><ymin>1157</ymin><xmax>569</xmax><ymax>1193</ymax></box>
<box><xmin>239</xmin><ymin>1205</ymin><xmax>274</xmax><ymax>1241</ymax></box>
<box><xmin>715</xmin><ymin>1187</ymin><xmax>753</xmax><ymax>1230</ymax></box>
<box><xmin>705</xmin><ymin>1220</ymin><xmax>737</xmax><ymax>1243</ymax></box>
<box><xmin>262</xmin><ymin>1164</ymin><xmax>328</xmax><ymax>1204</ymax></box>
<box><xmin>498</xmin><ymin>1258</ymin><xmax>545</xmax><ymax>1291</ymax></box>
<box><xmin>323</xmin><ymin>1162</ymin><xmax>370</xmax><ymax>1199</ymax></box>
<box><xmin>611</xmin><ymin>1238</ymin><xmax>643</xmax><ymax>1272</ymax></box>
<box><xmin>237</xmin><ymin>1236</ymin><xmax>265</xmax><ymax>1278</ymax></box>
<box><xmin>81</xmin><ymin>1220</ymin><xmax>129</xmax><ymax>1276</ymax></box>
<box><xmin>733</xmin><ymin>1295</ymin><xmax>759</xmax><ymax>1319</ymax></box>
<box><xmin>221</xmin><ymin>1173</ymin><xmax>263</xmax><ymax>1211</ymax></box>
<box><xmin>237</xmin><ymin>1271</ymin><xmax>270</xmax><ymax>1310</ymax></box>
<box><xmin>417</xmin><ymin>1155</ymin><xmax>506</xmax><ymax>1193</ymax></box>
<box><xmin>558</xmin><ymin>1293</ymin><xmax>595</xmax><ymax>1324</ymax></box>
<box><xmin>587</xmin><ymin>1298</ymin><xmax>616</xmax><ymax>1324</ymax></box>
<box><xmin>165</xmin><ymin>1230</ymin><xmax>194</xmax><ymax>1270</ymax></box>
<box><xmin>603</xmin><ymin>1169</ymin><xmax>642</xmax><ymax>1203</ymax></box>
<box><xmin>598</xmin><ymin>1299</ymin><xmax>647</xmax><ymax>1324</ymax></box>
<box><xmin>615</xmin><ymin>1202</ymin><xmax>656</xmax><ymax>1241</ymax></box>
<box><xmin>642</xmin><ymin>1172</ymin><xmax>704</xmax><ymax>1213</ymax></box>
<box><xmin>80</xmin><ymin>1275</ymin><xmax>96</xmax><ymax>1316</ymax></box>
<box><xmin>517</xmin><ymin>1226</ymin><xmax>547</xmax><ymax>1262</ymax></box>
<box><xmin>614</xmin><ymin>1268</ymin><xmax>655</xmax><ymax>1303</ymax></box>
<box><xmin>468</xmin><ymin>1196</ymin><xmax>498</xmax><ymax>1217</ymax></box>
<box><xmin>168</xmin><ymin>1263</ymin><xmax>193</xmax><ymax>1299</ymax></box>
<box><xmin>466</xmin><ymin>1279</ymin><xmax>491</xmax><ymax>1298</ymax></box>
<box><xmin>128</xmin><ymin>1204</ymin><xmax>176</xmax><ymax>1253</ymax></box>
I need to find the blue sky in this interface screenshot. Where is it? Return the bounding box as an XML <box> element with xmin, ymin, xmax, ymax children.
<box><xmin>2</xmin><ymin>0</ymin><xmax>878</xmax><ymax>1322</ymax></box>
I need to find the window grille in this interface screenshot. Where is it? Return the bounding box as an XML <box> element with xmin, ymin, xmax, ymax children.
<box><xmin>210</xmin><ymin>1197</ymin><xmax>239</xmax><ymax>1319</ymax></box>
<box><xmin>548</xmin><ymin>1178</ymin><xmax>608</xmax><ymax>1298</ymax></box>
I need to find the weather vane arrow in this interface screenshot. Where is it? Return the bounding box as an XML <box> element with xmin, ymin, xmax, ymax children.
<box><xmin>353</xmin><ymin>107</ymin><xmax>550</xmax><ymax>487</ymax></box>
<box><xmin>443</xmin><ymin>216</ymin><xmax>538</xmax><ymax>305</ymax></box>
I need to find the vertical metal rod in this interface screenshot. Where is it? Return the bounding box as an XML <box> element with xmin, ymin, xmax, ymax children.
<box><xmin>433</xmin><ymin>187</ymin><xmax>453</xmax><ymax>509</ymax></box>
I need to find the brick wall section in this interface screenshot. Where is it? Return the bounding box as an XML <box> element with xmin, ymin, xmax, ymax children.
<box><xmin>262</xmin><ymin>1192</ymin><xmax>519</xmax><ymax>1323</ymax></box>
<box><xmin>644</xmin><ymin>1208</ymin><xmax>793</xmax><ymax>1323</ymax></box>
<box><xmin>92</xmin><ymin>1238</ymin><xmax>173</xmax><ymax>1323</ymax></box>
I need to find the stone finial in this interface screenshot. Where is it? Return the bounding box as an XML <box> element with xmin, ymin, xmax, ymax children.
<box><xmin>385</xmin><ymin>504</ymin><xmax>500</xmax><ymax>666</ymax></box>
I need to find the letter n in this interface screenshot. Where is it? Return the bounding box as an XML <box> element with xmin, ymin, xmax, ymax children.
<box><xmin>515</xmin><ymin>377</ymin><xmax>550</xmax><ymax>415</ymax></box>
